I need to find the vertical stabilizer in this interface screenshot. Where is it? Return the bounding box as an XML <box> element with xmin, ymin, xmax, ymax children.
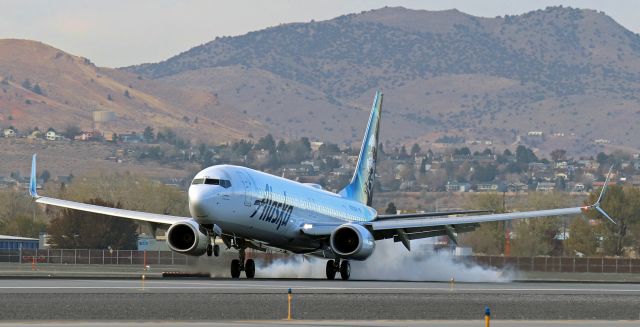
<box><xmin>29</xmin><ymin>154</ymin><xmax>38</xmax><ymax>198</ymax></box>
<box><xmin>339</xmin><ymin>91</ymin><xmax>382</xmax><ymax>206</ymax></box>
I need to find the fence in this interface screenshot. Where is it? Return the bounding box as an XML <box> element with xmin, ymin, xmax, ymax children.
<box><xmin>0</xmin><ymin>248</ymin><xmax>200</xmax><ymax>265</ymax></box>
<box><xmin>3</xmin><ymin>249</ymin><xmax>640</xmax><ymax>273</ymax></box>
<box><xmin>471</xmin><ymin>255</ymin><xmax>640</xmax><ymax>274</ymax></box>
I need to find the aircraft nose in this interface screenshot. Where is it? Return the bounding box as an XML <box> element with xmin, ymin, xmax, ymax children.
<box><xmin>188</xmin><ymin>186</ymin><xmax>213</xmax><ymax>218</ymax></box>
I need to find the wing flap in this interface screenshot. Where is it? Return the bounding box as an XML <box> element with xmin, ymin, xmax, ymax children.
<box><xmin>36</xmin><ymin>197</ymin><xmax>187</xmax><ymax>225</ymax></box>
<box><xmin>376</xmin><ymin>209</ymin><xmax>492</xmax><ymax>220</ymax></box>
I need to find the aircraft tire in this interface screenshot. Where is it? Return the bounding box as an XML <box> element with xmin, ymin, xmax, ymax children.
<box><xmin>326</xmin><ymin>260</ymin><xmax>336</xmax><ymax>280</ymax></box>
<box><xmin>231</xmin><ymin>259</ymin><xmax>241</xmax><ymax>278</ymax></box>
<box><xmin>206</xmin><ymin>244</ymin><xmax>213</xmax><ymax>257</ymax></box>
<box><xmin>340</xmin><ymin>260</ymin><xmax>350</xmax><ymax>280</ymax></box>
<box><xmin>245</xmin><ymin>259</ymin><xmax>255</xmax><ymax>279</ymax></box>
<box><xmin>213</xmin><ymin>244</ymin><xmax>220</xmax><ymax>257</ymax></box>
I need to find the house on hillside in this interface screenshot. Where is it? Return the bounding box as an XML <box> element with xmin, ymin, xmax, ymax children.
<box><xmin>476</xmin><ymin>183</ymin><xmax>499</xmax><ymax>192</ymax></box>
<box><xmin>27</xmin><ymin>130</ymin><xmax>43</xmax><ymax>140</ymax></box>
<box><xmin>446</xmin><ymin>182</ymin><xmax>471</xmax><ymax>193</ymax></box>
<box><xmin>569</xmin><ymin>182</ymin><xmax>585</xmax><ymax>192</ymax></box>
<box><xmin>102</xmin><ymin>131</ymin><xmax>115</xmax><ymax>142</ymax></box>
<box><xmin>507</xmin><ymin>182</ymin><xmax>528</xmax><ymax>193</ymax></box>
<box><xmin>120</xmin><ymin>133</ymin><xmax>143</xmax><ymax>143</ymax></box>
<box><xmin>0</xmin><ymin>176</ymin><xmax>16</xmax><ymax>188</ymax></box>
<box><xmin>3</xmin><ymin>128</ymin><xmax>16</xmax><ymax>138</ymax></box>
<box><xmin>536</xmin><ymin>182</ymin><xmax>555</xmax><ymax>192</ymax></box>
<box><xmin>45</xmin><ymin>130</ymin><xmax>63</xmax><ymax>141</ymax></box>
<box><xmin>74</xmin><ymin>131</ymin><xmax>95</xmax><ymax>141</ymax></box>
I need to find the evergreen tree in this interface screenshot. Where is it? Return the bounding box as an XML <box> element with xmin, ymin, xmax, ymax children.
<box><xmin>40</xmin><ymin>170</ymin><xmax>51</xmax><ymax>184</ymax></box>
<box><xmin>143</xmin><ymin>126</ymin><xmax>154</xmax><ymax>142</ymax></box>
<box><xmin>256</xmin><ymin>134</ymin><xmax>276</xmax><ymax>153</ymax></box>
<box><xmin>410</xmin><ymin>143</ymin><xmax>421</xmax><ymax>156</ymax></box>
<box><xmin>385</xmin><ymin>202</ymin><xmax>397</xmax><ymax>214</ymax></box>
<box><xmin>32</xmin><ymin>83</ymin><xmax>43</xmax><ymax>95</ymax></box>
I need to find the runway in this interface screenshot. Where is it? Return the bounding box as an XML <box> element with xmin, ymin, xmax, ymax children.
<box><xmin>1</xmin><ymin>279</ymin><xmax>639</xmax><ymax>321</ymax></box>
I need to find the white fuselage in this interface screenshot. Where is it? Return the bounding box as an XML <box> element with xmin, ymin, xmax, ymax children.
<box><xmin>188</xmin><ymin>165</ymin><xmax>377</xmax><ymax>255</ymax></box>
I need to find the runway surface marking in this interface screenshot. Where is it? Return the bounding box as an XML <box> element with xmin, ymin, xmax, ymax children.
<box><xmin>2</xmin><ymin>278</ymin><xmax>640</xmax><ymax>293</ymax></box>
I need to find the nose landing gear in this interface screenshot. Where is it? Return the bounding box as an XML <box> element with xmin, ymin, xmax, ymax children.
<box><xmin>206</xmin><ymin>236</ymin><xmax>220</xmax><ymax>257</ymax></box>
<box><xmin>325</xmin><ymin>259</ymin><xmax>350</xmax><ymax>280</ymax></box>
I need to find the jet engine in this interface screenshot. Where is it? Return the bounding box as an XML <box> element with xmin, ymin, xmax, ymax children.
<box><xmin>166</xmin><ymin>220</ymin><xmax>209</xmax><ymax>256</ymax></box>
<box><xmin>329</xmin><ymin>223</ymin><xmax>375</xmax><ymax>260</ymax></box>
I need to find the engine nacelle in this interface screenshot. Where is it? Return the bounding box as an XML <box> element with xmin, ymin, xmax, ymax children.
<box><xmin>329</xmin><ymin>223</ymin><xmax>375</xmax><ymax>260</ymax></box>
<box><xmin>166</xmin><ymin>220</ymin><xmax>209</xmax><ymax>256</ymax></box>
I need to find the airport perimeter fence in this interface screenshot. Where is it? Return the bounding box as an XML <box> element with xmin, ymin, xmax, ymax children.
<box><xmin>2</xmin><ymin>248</ymin><xmax>640</xmax><ymax>273</ymax></box>
<box><xmin>0</xmin><ymin>248</ymin><xmax>287</xmax><ymax>266</ymax></box>
<box><xmin>471</xmin><ymin>255</ymin><xmax>640</xmax><ymax>274</ymax></box>
<box><xmin>0</xmin><ymin>248</ymin><xmax>201</xmax><ymax>265</ymax></box>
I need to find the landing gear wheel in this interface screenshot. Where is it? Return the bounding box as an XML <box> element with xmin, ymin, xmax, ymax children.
<box><xmin>213</xmin><ymin>244</ymin><xmax>220</xmax><ymax>257</ymax></box>
<box><xmin>206</xmin><ymin>244</ymin><xmax>213</xmax><ymax>257</ymax></box>
<box><xmin>230</xmin><ymin>259</ymin><xmax>241</xmax><ymax>278</ymax></box>
<box><xmin>340</xmin><ymin>260</ymin><xmax>351</xmax><ymax>280</ymax></box>
<box><xmin>245</xmin><ymin>259</ymin><xmax>255</xmax><ymax>279</ymax></box>
<box><xmin>326</xmin><ymin>260</ymin><xmax>336</xmax><ymax>280</ymax></box>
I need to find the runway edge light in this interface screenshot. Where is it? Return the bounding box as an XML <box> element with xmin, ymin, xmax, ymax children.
<box><xmin>287</xmin><ymin>288</ymin><xmax>293</xmax><ymax>320</ymax></box>
<box><xmin>485</xmin><ymin>306</ymin><xmax>491</xmax><ymax>327</ymax></box>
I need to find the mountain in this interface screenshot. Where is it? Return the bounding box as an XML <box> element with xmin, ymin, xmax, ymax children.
<box><xmin>0</xmin><ymin>39</ymin><xmax>251</xmax><ymax>141</ymax></box>
<box><xmin>126</xmin><ymin>6</ymin><xmax>640</xmax><ymax>153</ymax></box>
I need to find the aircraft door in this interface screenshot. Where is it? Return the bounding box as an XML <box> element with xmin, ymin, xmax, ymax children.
<box><xmin>235</xmin><ymin>172</ymin><xmax>252</xmax><ymax>206</ymax></box>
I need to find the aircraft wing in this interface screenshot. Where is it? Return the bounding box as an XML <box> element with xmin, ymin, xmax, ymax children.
<box><xmin>303</xmin><ymin>168</ymin><xmax>615</xmax><ymax>251</ymax></box>
<box><xmin>29</xmin><ymin>154</ymin><xmax>187</xmax><ymax>225</ymax></box>
<box><xmin>35</xmin><ymin>197</ymin><xmax>187</xmax><ymax>225</ymax></box>
<box><xmin>368</xmin><ymin>206</ymin><xmax>585</xmax><ymax>249</ymax></box>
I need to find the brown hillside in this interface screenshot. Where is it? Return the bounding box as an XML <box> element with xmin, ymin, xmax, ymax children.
<box><xmin>127</xmin><ymin>6</ymin><xmax>640</xmax><ymax>155</ymax></box>
<box><xmin>0</xmin><ymin>39</ymin><xmax>249</xmax><ymax>142</ymax></box>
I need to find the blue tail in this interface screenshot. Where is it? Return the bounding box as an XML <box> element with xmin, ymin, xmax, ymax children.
<box><xmin>29</xmin><ymin>154</ymin><xmax>38</xmax><ymax>198</ymax></box>
<box><xmin>339</xmin><ymin>91</ymin><xmax>382</xmax><ymax>206</ymax></box>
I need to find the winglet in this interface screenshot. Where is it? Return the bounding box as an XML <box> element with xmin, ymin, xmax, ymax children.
<box><xmin>588</xmin><ymin>166</ymin><xmax>615</xmax><ymax>224</ymax></box>
<box><xmin>29</xmin><ymin>154</ymin><xmax>38</xmax><ymax>198</ymax></box>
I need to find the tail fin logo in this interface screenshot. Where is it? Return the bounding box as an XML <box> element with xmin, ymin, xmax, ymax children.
<box><xmin>339</xmin><ymin>91</ymin><xmax>382</xmax><ymax>207</ymax></box>
<box><xmin>364</xmin><ymin>142</ymin><xmax>377</xmax><ymax>205</ymax></box>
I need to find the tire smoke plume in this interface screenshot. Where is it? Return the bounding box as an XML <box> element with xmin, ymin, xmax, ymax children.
<box><xmin>257</xmin><ymin>239</ymin><xmax>512</xmax><ymax>282</ymax></box>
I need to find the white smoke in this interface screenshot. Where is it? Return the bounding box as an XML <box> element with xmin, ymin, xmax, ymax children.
<box><xmin>256</xmin><ymin>256</ymin><xmax>327</xmax><ymax>279</ymax></box>
<box><xmin>257</xmin><ymin>239</ymin><xmax>513</xmax><ymax>282</ymax></box>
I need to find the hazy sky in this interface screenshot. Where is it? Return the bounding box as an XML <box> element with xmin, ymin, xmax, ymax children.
<box><xmin>1</xmin><ymin>0</ymin><xmax>639</xmax><ymax>67</ymax></box>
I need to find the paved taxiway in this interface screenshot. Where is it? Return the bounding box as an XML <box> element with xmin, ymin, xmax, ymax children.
<box><xmin>1</xmin><ymin>279</ymin><xmax>639</xmax><ymax>320</ymax></box>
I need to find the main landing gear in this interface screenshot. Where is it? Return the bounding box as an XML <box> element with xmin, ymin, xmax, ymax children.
<box><xmin>326</xmin><ymin>259</ymin><xmax>350</xmax><ymax>280</ymax></box>
<box><xmin>230</xmin><ymin>247</ymin><xmax>255</xmax><ymax>279</ymax></box>
<box><xmin>228</xmin><ymin>238</ymin><xmax>255</xmax><ymax>279</ymax></box>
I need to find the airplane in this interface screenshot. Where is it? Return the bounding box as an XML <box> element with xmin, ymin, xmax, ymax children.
<box><xmin>28</xmin><ymin>91</ymin><xmax>615</xmax><ymax>280</ymax></box>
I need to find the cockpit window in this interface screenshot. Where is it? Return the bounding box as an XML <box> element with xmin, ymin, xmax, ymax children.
<box><xmin>204</xmin><ymin>178</ymin><xmax>219</xmax><ymax>185</ymax></box>
<box><xmin>193</xmin><ymin>178</ymin><xmax>231</xmax><ymax>188</ymax></box>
